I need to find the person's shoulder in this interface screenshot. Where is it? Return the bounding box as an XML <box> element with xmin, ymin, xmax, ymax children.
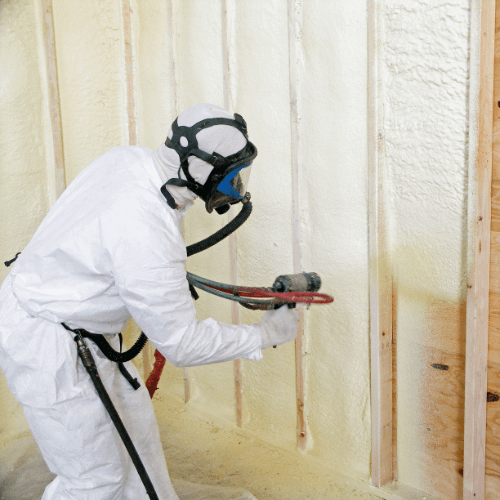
<box><xmin>99</xmin><ymin>184</ymin><xmax>184</xmax><ymax>259</ymax></box>
<box><xmin>87</xmin><ymin>146</ymin><xmax>156</xmax><ymax>190</ymax></box>
<box><xmin>98</xmin><ymin>145</ymin><xmax>152</xmax><ymax>165</ymax></box>
<box><xmin>97</xmin><ymin>148</ymin><xmax>176</xmax><ymax>228</ymax></box>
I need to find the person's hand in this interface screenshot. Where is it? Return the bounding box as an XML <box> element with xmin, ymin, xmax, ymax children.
<box><xmin>257</xmin><ymin>305</ymin><xmax>300</xmax><ymax>349</ymax></box>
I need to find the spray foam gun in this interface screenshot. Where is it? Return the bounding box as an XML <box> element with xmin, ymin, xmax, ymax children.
<box><xmin>185</xmin><ymin>271</ymin><xmax>332</xmax><ymax>310</ymax></box>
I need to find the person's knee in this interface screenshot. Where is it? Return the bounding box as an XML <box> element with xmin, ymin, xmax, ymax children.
<box><xmin>52</xmin><ymin>464</ymin><xmax>127</xmax><ymax>499</ymax></box>
<box><xmin>88</xmin><ymin>461</ymin><xmax>128</xmax><ymax>496</ymax></box>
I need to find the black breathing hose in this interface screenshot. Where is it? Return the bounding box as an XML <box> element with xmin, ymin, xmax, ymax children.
<box><xmin>73</xmin><ymin>332</ymin><xmax>159</xmax><ymax>500</ymax></box>
<box><xmin>187</xmin><ymin>199</ymin><xmax>252</xmax><ymax>257</ymax></box>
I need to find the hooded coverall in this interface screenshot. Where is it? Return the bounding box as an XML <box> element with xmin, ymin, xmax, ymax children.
<box><xmin>0</xmin><ymin>145</ymin><xmax>264</xmax><ymax>499</ymax></box>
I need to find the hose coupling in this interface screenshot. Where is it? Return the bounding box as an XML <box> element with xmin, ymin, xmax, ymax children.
<box><xmin>74</xmin><ymin>334</ymin><xmax>97</xmax><ymax>373</ymax></box>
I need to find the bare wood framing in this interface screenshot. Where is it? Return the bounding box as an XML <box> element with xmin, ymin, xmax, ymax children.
<box><xmin>167</xmin><ymin>0</ymin><xmax>179</xmax><ymax>116</ymax></box>
<box><xmin>231</xmin><ymin>217</ymin><xmax>243</xmax><ymax>426</ymax></box>
<box><xmin>182</xmin><ymin>368</ymin><xmax>190</xmax><ymax>402</ymax></box>
<box><xmin>391</xmin><ymin>284</ymin><xmax>398</xmax><ymax>481</ymax></box>
<box><xmin>221</xmin><ymin>0</ymin><xmax>231</xmax><ymax>112</ymax></box>
<box><xmin>142</xmin><ymin>341</ymin><xmax>153</xmax><ymax>381</ymax></box>
<box><xmin>229</xmin><ymin>206</ymin><xmax>242</xmax><ymax>425</ymax></box>
<box><xmin>295</xmin><ymin>313</ymin><xmax>306</xmax><ymax>450</ymax></box>
<box><xmin>287</xmin><ymin>0</ymin><xmax>306</xmax><ymax>451</ymax></box>
<box><xmin>165</xmin><ymin>0</ymin><xmax>190</xmax><ymax>403</ymax></box>
<box><xmin>221</xmin><ymin>0</ymin><xmax>244</xmax><ymax>427</ymax></box>
<box><xmin>486</xmin><ymin>5</ymin><xmax>500</xmax><ymax>494</ymax></box>
<box><xmin>367</xmin><ymin>0</ymin><xmax>393</xmax><ymax>487</ymax></box>
<box><xmin>463</xmin><ymin>2</ymin><xmax>496</xmax><ymax>499</ymax></box>
<box><xmin>122</xmin><ymin>0</ymin><xmax>151</xmax><ymax>380</ymax></box>
<box><xmin>233</xmin><ymin>358</ymin><xmax>243</xmax><ymax>427</ymax></box>
<box><xmin>41</xmin><ymin>0</ymin><xmax>66</xmax><ymax>198</ymax></box>
<box><xmin>122</xmin><ymin>0</ymin><xmax>137</xmax><ymax>146</ymax></box>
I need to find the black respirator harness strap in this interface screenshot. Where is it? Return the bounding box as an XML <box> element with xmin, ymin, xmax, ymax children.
<box><xmin>162</xmin><ymin>114</ymin><xmax>250</xmax><ymax>203</ymax></box>
<box><xmin>117</xmin><ymin>333</ymin><xmax>141</xmax><ymax>390</ymax></box>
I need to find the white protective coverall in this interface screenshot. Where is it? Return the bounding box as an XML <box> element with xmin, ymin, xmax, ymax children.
<box><xmin>0</xmin><ymin>105</ymin><xmax>297</xmax><ymax>499</ymax></box>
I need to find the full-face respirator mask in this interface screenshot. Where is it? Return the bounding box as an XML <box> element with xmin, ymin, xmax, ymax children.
<box><xmin>160</xmin><ymin>113</ymin><xmax>257</xmax><ymax>215</ymax></box>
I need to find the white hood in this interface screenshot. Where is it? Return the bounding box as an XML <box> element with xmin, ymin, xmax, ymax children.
<box><xmin>153</xmin><ymin>103</ymin><xmax>247</xmax><ymax>210</ymax></box>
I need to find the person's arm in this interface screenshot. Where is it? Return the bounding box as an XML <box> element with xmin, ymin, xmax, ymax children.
<box><xmin>102</xmin><ymin>199</ymin><xmax>264</xmax><ymax>366</ymax></box>
<box><xmin>119</xmin><ymin>260</ymin><xmax>265</xmax><ymax>367</ymax></box>
<box><xmin>103</xmin><ymin>199</ymin><xmax>298</xmax><ymax>367</ymax></box>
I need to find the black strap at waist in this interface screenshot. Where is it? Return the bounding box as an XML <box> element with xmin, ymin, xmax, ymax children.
<box><xmin>62</xmin><ymin>323</ymin><xmax>148</xmax><ymax>391</ymax></box>
<box><xmin>62</xmin><ymin>323</ymin><xmax>148</xmax><ymax>363</ymax></box>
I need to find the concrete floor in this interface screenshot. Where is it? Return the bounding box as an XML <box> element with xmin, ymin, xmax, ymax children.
<box><xmin>0</xmin><ymin>397</ymin><xmax>419</xmax><ymax>500</ymax></box>
<box><xmin>154</xmin><ymin>398</ymin><xmax>387</xmax><ymax>500</ymax></box>
<box><xmin>0</xmin><ymin>435</ymin><xmax>256</xmax><ymax>500</ymax></box>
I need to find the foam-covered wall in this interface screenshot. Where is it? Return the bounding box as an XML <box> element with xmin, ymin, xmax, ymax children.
<box><xmin>0</xmin><ymin>0</ymin><xmax>129</xmax><ymax>445</ymax></box>
<box><xmin>51</xmin><ymin>0</ymin><xmax>127</xmax><ymax>184</ymax></box>
<box><xmin>0</xmin><ymin>0</ymin><xmax>481</xmax><ymax>497</ymax></box>
<box><xmin>382</xmin><ymin>2</ymin><xmax>472</xmax><ymax>498</ymax></box>
<box><xmin>152</xmin><ymin>0</ymin><xmax>373</xmax><ymax>478</ymax></box>
<box><xmin>0</xmin><ymin>0</ymin><xmax>55</xmax><ymax>444</ymax></box>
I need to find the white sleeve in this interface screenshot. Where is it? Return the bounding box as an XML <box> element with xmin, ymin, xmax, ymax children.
<box><xmin>102</xmin><ymin>202</ymin><xmax>263</xmax><ymax>367</ymax></box>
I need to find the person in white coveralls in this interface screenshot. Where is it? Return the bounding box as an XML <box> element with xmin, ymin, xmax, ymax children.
<box><xmin>0</xmin><ymin>103</ymin><xmax>299</xmax><ymax>499</ymax></box>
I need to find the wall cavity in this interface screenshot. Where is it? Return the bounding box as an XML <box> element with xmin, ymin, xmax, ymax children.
<box><xmin>52</xmin><ymin>0</ymin><xmax>127</xmax><ymax>184</ymax></box>
<box><xmin>382</xmin><ymin>1</ymin><xmax>472</xmax><ymax>498</ymax></box>
<box><xmin>0</xmin><ymin>0</ymin><xmax>58</xmax><ymax>445</ymax></box>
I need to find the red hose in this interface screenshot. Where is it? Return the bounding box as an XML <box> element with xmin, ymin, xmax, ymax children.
<box><xmin>146</xmin><ymin>349</ymin><xmax>166</xmax><ymax>398</ymax></box>
<box><xmin>146</xmin><ymin>286</ymin><xmax>333</xmax><ymax>398</ymax></box>
<box><xmin>207</xmin><ymin>285</ymin><xmax>333</xmax><ymax>304</ymax></box>
<box><xmin>247</xmin><ymin>288</ymin><xmax>333</xmax><ymax>304</ymax></box>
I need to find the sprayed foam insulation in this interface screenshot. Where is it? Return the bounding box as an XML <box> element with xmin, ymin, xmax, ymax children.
<box><xmin>299</xmin><ymin>1</ymin><xmax>371</xmax><ymax>477</ymax></box>
<box><xmin>225</xmin><ymin>0</ymin><xmax>297</xmax><ymax>452</ymax></box>
<box><xmin>169</xmin><ymin>0</ymin><xmax>239</xmax><ymax>422</ymax></box>
<box><xmin>128</xmin><ymin>0</ymin><xmax>185</xmax><ymax>392</ymax></box>
<box><xmin>51</xmin><ymin>0</ymin><xmax>127</xmax><ymax>184</ymax></box>
<box><xmin>133</xmin><ymin>0</ymin><xmax>175</xmax><ymax>149</ymax></box>
<box><xmin>0</xmin><ymin>0</ymin><xmax>56</xmax><ymax>445</ymax></box>
<box><xmin>382</xmin><ymin>1</ymin><xmax>471</xmax><ymax>497</ymax></box>
<box><xmin>0</xmin><ymin>0</ymin><xmax>484</xmax><ymax>498</ymax></box>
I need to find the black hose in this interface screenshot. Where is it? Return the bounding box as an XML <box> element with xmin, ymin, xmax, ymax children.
<box><xmin>186</xmin><ymin>274</ymin><xmax>278</xmax><ymax>310</ymax></box>
<box><xmin>62</xmin><ymin>323</ymin><xmax>148</xmax><ymax>363</ymax></box>
<box><xmin>186</xmin><ymin>200</ymin><xmax>252</xmax><ymax>257</ymax></box>
<box><xmin>86</xmin><ymin>331</ymin><xmax>148</xmax><ymax>363</ymax></box>
<box><xmin>73</xmin><ymin>333</ymin><xmax>159</xmax><ymax>500</ymax></box>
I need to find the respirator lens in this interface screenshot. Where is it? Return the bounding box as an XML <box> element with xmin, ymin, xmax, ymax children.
<box><xmin>206</xmin><ymin>163</ymin><xmax>252</xmax><ymax>213</ymax></box>
<box><xmin>217</xmin><ymin>163</ymin><xmax>252</xmax><ymax>199</ymax></box>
